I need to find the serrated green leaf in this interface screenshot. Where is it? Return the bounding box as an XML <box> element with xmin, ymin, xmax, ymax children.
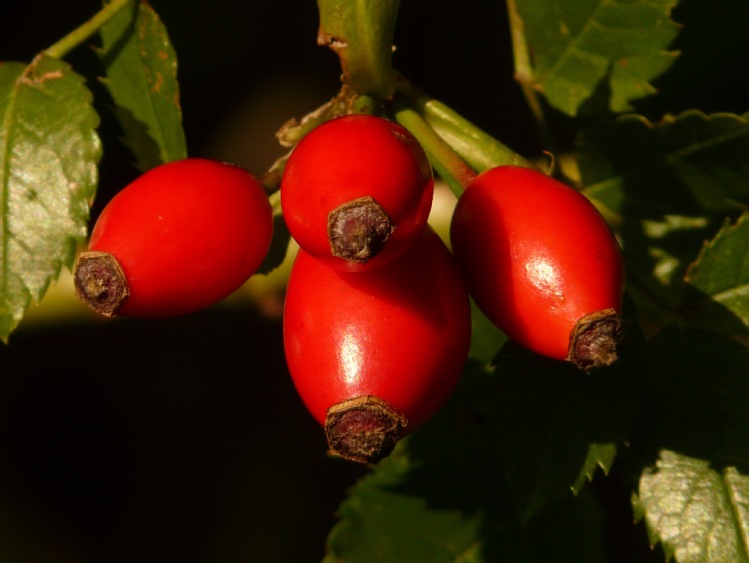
<box><xmin>324</xmin><ymin>362</ymin><xmax>513</xmax><ymax>563</ymax></box>
<box><xmin>474</xmin><ymin>294</ymin><xmax>644</xmax><ymax>522</ymax></box>
<box><xmin>578</xmin><ymin>111</ymin><xmax>749</xmax><ymax>315</ymax></box>
<box><xmin>635</xmin><ymin>452</ymin><xmax>749</xmax><ymax>563</ymax></box>
<box><xmin>633</xmin><ymin>326</ymin><xmax>749</xmax><ymax>563</ymax></box>
<box><xmin>683</xmin><ymin>211</ymin><xmax>749</xmax><ymax>338</ymax></box>
<box><xmin>0</xmin><ymin>55</ymin><xmax>100</xmax><ymax>341</ymax></box>
<box><xmin>326</xmin><ymin>453</ymin><xmax>489</xmax><ymax>563</ymax></box>
<box><xmin>580</xmin><ymin>111</ymin><xmax>749</xmax><ymax>216</ymax></box>
<box><xmin>98</xmin><ymin>0</ymin><xmax>186</xmax><ymax>171</ymax></box>
<box><xmin>488</xmin><ymin>337</ymin><xmax>637</xmax><ymax>523</ymax></box>
<box><xmin>512</xmin><ymin>0</ymin><xmax>680</xmax><ymax>115</ymax></box>
<box><xmin>572</xmin><ymin>443</ymin><xmax>618</xmax><ymax>494</ymax></box>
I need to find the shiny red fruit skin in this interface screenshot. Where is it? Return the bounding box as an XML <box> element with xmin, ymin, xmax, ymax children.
<box><xmin>450</xmin><ymin>165</ymin><xmax>624</xmax><ymax>361</ymax></box>
<box><xmin>88</xmin><ymin>158</ymin><xmax>273</xmax><ymax>317</ymax></box>
<box><xmin>280</xmin><ymin>114</ymin><xmax>434</xmax><ymax>272</ymax></box>
<box><xmin>283</xmin><ymin>227</ymin><xmax>471</xmax><ymax>431</ymax></box>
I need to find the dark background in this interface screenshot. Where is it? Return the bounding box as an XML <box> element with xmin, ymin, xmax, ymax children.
<box><xmin>1</xmin><ymin>0</ymin><xmax>749</xmax><ymax>561</ymax></box>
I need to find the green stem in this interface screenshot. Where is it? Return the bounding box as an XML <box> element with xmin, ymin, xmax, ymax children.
<box><xmin>316</xmin><ymin>0</ymin><xmax>400</xmax><ymax>98</ymax></box>
<box><xmin>350</xmin><ymin>93</ymin><xmax>380</xmax><ymax>116</ymax></box>
<box><xmin>45</xmin><ymin>0</ymin><xmax>132</xmax><ymax>59</ymax></box>
<box><xmin>395</xmin><ymin>75</ymin><xmax>534</xmax><ymax>172</ymax></box>
<box><xmin>506</xmin><ymin>0</ymin><xmax>555</xmax><ymax>153</ymax></box>
<box><xmin>390</xmin><ymin>96</ymin><xmax>476</xmax><ymax>198</ymax></box>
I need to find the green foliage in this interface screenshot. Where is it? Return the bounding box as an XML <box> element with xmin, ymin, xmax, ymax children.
<box><xmin>632</xmin><ymin>326</ymin><xmax>749</xmax><ymax>562</ymax></box>
<box><xmin>578</xmin><ymin>111</ymin><xmax>749</xmax><ymax>317</ymax></box>
<box><xmin>98</xmin><ymin>0</ymin><xmax>187</xmax><ymax>171</ymax></box>
<box><xmin>0</xmin><ymin>54</ymin><xmax>100</xmax><ymax>341</ymax></box>
<box><xmin>511</xmin><ymin>0</ymin><xmax>680</xmax><ymax>116</ymax></box>
<box><xmin>635</xmin><ymin>451</ymin><xmax>749</xmax><ymax>563</ymax></box>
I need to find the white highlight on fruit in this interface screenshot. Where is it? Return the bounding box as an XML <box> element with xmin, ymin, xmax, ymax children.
<box><xmin>340</xmin><ymin>329</ymin><xmax>363</xmax><ymax>386</ymax></box>
<box><xmin>525</xmin><ymin>256</ymin><xmax>563</xmax><ymax>301</ymax></box>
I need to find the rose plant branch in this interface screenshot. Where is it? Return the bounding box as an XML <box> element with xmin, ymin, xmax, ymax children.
<box><xmin>316</xmin><ymin>0</ymin><xmax>400</xmax><ymax>99</ymax></box>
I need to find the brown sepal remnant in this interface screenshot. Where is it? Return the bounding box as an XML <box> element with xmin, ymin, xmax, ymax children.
<box><xmin>73</xmin><ymin>251</ymin><xmax>129</xmax><ymax>318</ymax></box>
<box><xmin>325</xmin><ymin>395</ymin><xmax>408</xmax><ymax>464</ymax></box>
<box><xmin>568</xmin><ymin>308</ymin><xmax>623</xmax><ymax>370</ymax></box>
<box><xmin>328</xmin><ymin>196</ymin><xmax>395</xmax><ymax>263</ymax></box>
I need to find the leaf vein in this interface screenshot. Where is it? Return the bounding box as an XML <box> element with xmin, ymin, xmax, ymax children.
<box><xmin>722</xmin><ymin>469</ymin><xmax>749</xmax><ymax>561</ymax></box>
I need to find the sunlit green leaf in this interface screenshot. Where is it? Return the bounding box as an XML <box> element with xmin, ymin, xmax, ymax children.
<box><xmin>635</xmin><ymin>452</ymin><xmax>749</xmax><ymax>563</ymax></box>
<box><xmin>633</xmin><ymin>326</ymin><xmax>749</xmax><ymax>562</ymax></box>
<box><xmin>512</xmin><ymin>0</ymin><xmax>680</xmax><ymax>115</ymax></box>
<box><xmin>98</xmin><ymin>0</ymin><xmax>186</xmax><ymax>171</ymax></box>
<box><xmin>0</xmin><ymin>55</ymin><xmax>100</xmax><ymax>341</ymax></box>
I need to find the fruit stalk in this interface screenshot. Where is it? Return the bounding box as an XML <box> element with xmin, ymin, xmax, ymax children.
<box><xmin>46</xmin><ymin>0</ymin><xmax>132</xmax><ymax>59</ymax></box>
<box><xmin>395</xmin><ymin>75</ymin><xmax>534</xmax><ymax>172</ymax></box>
<box><xmin>390</xmin><ymin>96</ymin><xmax>476</xmax><ymax>197</ymax></box>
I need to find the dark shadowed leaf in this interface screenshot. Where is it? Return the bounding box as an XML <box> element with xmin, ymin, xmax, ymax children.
<box><xmin>578</xmin><ymin>111</ymin><xmax>749</xmax><ymax>317</ymax></box>
<box><xmin>486</xmin><ymin>334</ymin><xmax>639</xmax><ymax>523</ymax></box>
<box><xmin>98</xmin><ymin>1</ymin><xmax>186</xmax><ymax>171</ymax></box>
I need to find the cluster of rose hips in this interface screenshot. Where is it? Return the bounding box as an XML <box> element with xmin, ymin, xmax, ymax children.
<box><xmin>73</xmin><ymin>113</ymin><xmax>624</xmax><ymax>464</ymax></box>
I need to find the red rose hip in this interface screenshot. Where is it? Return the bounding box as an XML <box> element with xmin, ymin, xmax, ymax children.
<box><xmin>283</xmin><ymin>227</ymin><xmax>471</xmax><ymax>463</ymax></box>
<box><xmin>450</xmin><ymin>165</ymin><xmax>624</xmax><ymax>369</ymax></box>
<box><xmin>280</xmin><ymin>114</ymin><xmax>434</xmax><ymax>272</ymax></box>
<box><xmin>74</xmin><ymin>158</ymin><xmax>273</xmax><ymax>318</ymax></box>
